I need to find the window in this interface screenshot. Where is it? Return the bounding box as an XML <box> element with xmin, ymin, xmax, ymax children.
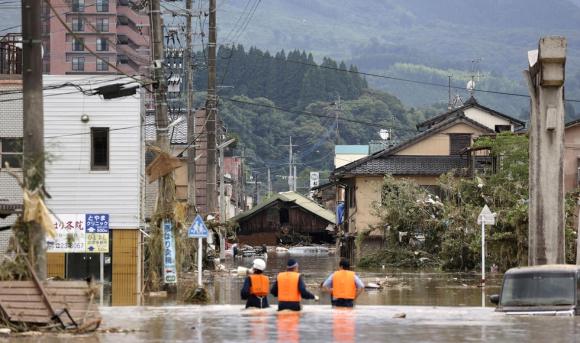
<box><xmin>72</xmin><ymin>0</ymin><xmax>85</xmax><ymax>12</ymax></box>
<box><xmin>72</xmin><ymin>18</ymin><xmax>84</xmax><ymax>32</ymax></box>
<box><xmin>91</xmin><ymin>128</ymin><xmax>109</xmax><ymax>170</ymax></box>
<box><xmin>495</xmin><ymin>125</ymin><xmax>512</xmax><ymax>133</ymax></box>
<box><xmin>117</xmin><ymin>55</ymin><xmax>129</xmax><ymax>65</ymax></box>
<box><xmin>72</xmin><ymin>38</ymin><xmax>84</xmax><ymax>51</ymax></box>
<box><xmin>449</xmin><ymin>133</ymin><xmax>471</xmax><ymax>155</ymax></box>
<box><xmin>279</xmin><ymin>208</ymin><xmax>289</xmax><ymax>224</ymax></box>
<box><xmin>96</xmin><ymin>38</ymin><xmax>108</xmax><ymax>51</ymax></box>
<box><xmin>72</xmin><ymin>56</ymin><xmax>84</xmax><ymax>71</ymax></box>
<box><xmin>0</xmin><ymin>138</ymin><xmax>23</xmax><ymax>169</ymax></box>
<box><xmin>96</xmin><ymin>0</ymin><xmax>109</xmax><ymax>12</ymax></box>
<box><xmin>96</xmin><ymin>57</ymin><xmax>108</xmax><ymax>71</ymax></box>
<box><xmin>96</xmin><ymin>18</ymin><xmax>109</xmax><ymax>32</ymax></box>
<box><xmin>348</xmin><ymin>185</ymin><xmax>356</xmax><ymax>209</ymax></box>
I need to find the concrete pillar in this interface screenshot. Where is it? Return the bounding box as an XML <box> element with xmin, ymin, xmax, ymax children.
<box><xmin>524</xmin><ymin>36</ymin><xmax>567</xmax><ymax>265</ymax></box>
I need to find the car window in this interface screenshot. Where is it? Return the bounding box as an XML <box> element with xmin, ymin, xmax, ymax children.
<box><xmin>501</xmin><ymin>273</ymin><xmax>575</xmax><ymax>306</ymax></box>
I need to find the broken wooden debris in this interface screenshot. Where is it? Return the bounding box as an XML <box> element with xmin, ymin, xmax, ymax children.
<box><xmin>0</xmin><ymin>280</ymin><xmax>101</xmax><ymax>332</ymax></box>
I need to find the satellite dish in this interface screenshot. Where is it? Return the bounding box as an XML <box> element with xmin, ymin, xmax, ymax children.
<box><xmin>466</xmin><ymin>80</ymin><xmax>476</xmax><ymax>92</ymax></box>
<box><xmin>379</xmin><ymin>129</ymin><xmax>390</xmax><ymax>140</ymax></box>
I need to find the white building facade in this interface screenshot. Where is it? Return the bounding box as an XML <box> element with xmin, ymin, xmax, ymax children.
<box><xmin>43</xmin><ymin>75</ymin><xmax>144</xmax><ymax>305</ymax></box>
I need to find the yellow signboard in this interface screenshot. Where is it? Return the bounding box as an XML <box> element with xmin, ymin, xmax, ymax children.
<box><xmin>85</xmin><ymin>232</ymin><xmax>109</xmax><ymax>253</ymax></box>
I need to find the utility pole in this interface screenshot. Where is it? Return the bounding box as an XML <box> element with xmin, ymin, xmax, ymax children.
<box><xmin>185</xmin><ymin>0</ymin><xmax>196</xmax><ymax>220</ymax></box>
<box><xmin>150</xmin><ymin>0</ymin><xmax>171</xmax><ymax>209</ymax></box>
<box><xmin>206</xmin><ymin>0</ymin><xmax>218</xmax><ymax>216</ymax></box>
<box><xmin>335</xmin><ymin>95</ymin><xmax>341</xmax><ymax>144</ymax></box>
<box><xmin>293</xmin><ymin>165</ymin><xmax>297</xmax><ymax>192</ymax></box>
<box><xmin>240</xmin><ymin>148</ymin><xmax>246</xmax><ymax>210</ymax></box>
<box><xmin>289</xmin><ymin>136</ymin><xmax>293</xmax><ymax>191</ymax></box>
<box><xmin>447</xmin><ymin>75</ymin><xmax>452</xmax><ymax>110</ymax></box>
<box><xmin>267</xmin><ymin>167</ymin><xmax>271</xmax><ymax>196</ymax></box>
<box><xmin>22</xmin><ymin>0</ymin><xmax>46</xmax><ymax>279</ymax></box>
<box><xmin>524</xmin><ymin>36</ymin><xmax>567</xmax><ymax>265</ymax></box>
<box><xmin>283</xmin><ymin>136</ymin><xmax>297</xmax><ymax>191</ymax></box>
<box><xmin>254</xmin><ymin>172</ymin><xmax>259</xmax><ymax>205</ymax></box>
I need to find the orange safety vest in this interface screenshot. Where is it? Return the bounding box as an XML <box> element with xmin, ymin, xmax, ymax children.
<box><xmin>277</xmin><ymin>271</ymin><xmax>301</xmax><ymax>302</ymax></box>
<box><xmin>332</xmin><ymin>270</ymin><xmax>356</xmax><ymax>300</ymax></box>
<box><xmin>249</xmin><ymin>274</ymin><xmax>270</xmax><ymax>297</ymax></box>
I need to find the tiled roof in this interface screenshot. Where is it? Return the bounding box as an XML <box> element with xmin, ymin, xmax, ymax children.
<box><xmin>333</xmin><ymin>115</ymin><xmax>494</xmax><ymax>177</ymax></box>
<box><xmin>566</xmin><ymin>118</ymin><xmax>580</xmax><ymax>128</ymax></box>
<box><xmin>348</xmin><ymin>155</ymin><xmax>468</xmax><ymax>175</ymax></box>
<box><xmin>417</xmin><ymin>96</ymin><xmax>526</xmax><ymax>131</ymax></box>
<box><xmin>144</xmin><ymin>111</ymin><xmax>188</xmax><ymax>145</ymax></box>
<box><xmin>231</xmin><ymin>191</ymin><xmax>335</xmax><ymax>224</ymax></box>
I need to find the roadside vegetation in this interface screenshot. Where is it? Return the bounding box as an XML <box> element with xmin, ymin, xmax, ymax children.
<box><xmin>359</xmin><ymin>133</ymin><xmax>578</xmax><ymax>271</ymax></box>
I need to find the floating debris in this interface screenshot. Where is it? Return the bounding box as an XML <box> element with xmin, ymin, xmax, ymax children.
<box><xmin>148</xmin><ymin>291</ymin><xmax>168</xmax><ymax>298</ymax></box>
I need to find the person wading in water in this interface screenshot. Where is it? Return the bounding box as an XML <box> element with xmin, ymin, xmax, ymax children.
<box><xmin>271</xmin><ymin>259</ymin><xmax>318</xmax><ymax>311</ymax></box>
<box><xmin>241</xmin><ymin>258</ymin><xmax>270</xmax><ymax>309</ymax></box>
<box><xmin>322</xmin><ymin>259</ymin><xmax>364</xmax><ymax>308</ymax></box>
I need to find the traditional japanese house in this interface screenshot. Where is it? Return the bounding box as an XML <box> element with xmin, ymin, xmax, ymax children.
<box><xmin>232</xmin><ymin>191</ymin><xmax>336</xmax><ymax>246</ymax></box>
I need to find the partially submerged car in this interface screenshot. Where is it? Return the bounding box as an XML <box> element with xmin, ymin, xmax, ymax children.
<box><xmin>490</xmin><ymin>264</ymin><xmax>580</xmax><ymax>316</ymax></box>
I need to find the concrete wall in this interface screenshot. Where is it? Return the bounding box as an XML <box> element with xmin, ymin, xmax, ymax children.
<box><xmin>352</xmin><ymin>176</ymin><xmax>383</xmax><ymax>234</ymax></box>
<box><xmin>396</xmin><ymin>123</ymin><xmax>486</xmax><ymax>155</ymax></box>
<box><xmin>564</xmin><ymin>124</ymin><xmax>580</xmax><ymax>193</ymax></box>
<box><xmin>464</xmin><ymin>107</ymin><xmax>512</xmax><ymax>131</ymax></box>
<box><xmin>335</xmin><ymin>153</ymin><xmax>368</xmax><ymax>168</ymax></box>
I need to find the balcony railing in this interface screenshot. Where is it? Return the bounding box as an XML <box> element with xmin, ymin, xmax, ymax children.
<box><xmin>0</xmin><ymin>33</ymin><xmax>22</xmax><ymax>74</ymax></box>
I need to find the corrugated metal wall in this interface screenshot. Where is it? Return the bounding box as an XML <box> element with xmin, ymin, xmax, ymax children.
<box><xmin>112</xmin><ymin>229</ymin><xmax>139</xmax><ymax>306</ymax></box>
<box><xmin>47</xmin><ymin>253</ymin><xmax>65</xmax><ymax>278</ymax></box>
<box><xmin>43</xmin><ymin>75</ymin><xmax>141</xmax><ymax>229</ymax></box>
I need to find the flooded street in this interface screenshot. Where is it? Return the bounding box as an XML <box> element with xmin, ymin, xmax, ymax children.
<box><xmin>93</xmin><ymin>305</ymin><xmax>579</xmax><ymax>342</ymax></box>
<box><xmin>5</xmin><ymin>254</ymin><xmax>580</xmax><ymax>342</ymax></box>
<box><xmin>150</xmin><ymin>253</ymin><xmax>503</xmax><ymax>308</ymax></box>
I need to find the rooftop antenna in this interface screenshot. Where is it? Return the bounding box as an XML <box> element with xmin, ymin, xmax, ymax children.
<box><xmin>379</xmin><ymin>129</ymin><xmax>390</xmax><ymax>140</ymax></box>
<box><xmin>448</xmin><ymin>75</ymin><xmax>453</xmax><ymax>110</ymax></box>
<box><xmin>467</xmin><ymin>76</ymin><xmax>476</xmax><ymax>97</ymax></box>
<box><xmin>468</xmin><ymin>58</ymin><xmax>484</xmax><ymax>98</ymax></box>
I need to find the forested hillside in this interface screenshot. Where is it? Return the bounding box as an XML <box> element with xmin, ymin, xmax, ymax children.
<box><xmin>194</xmin><ymin>45</ymin><xmax>368</xmax><ymax>109</ymax></box>
<box><xmin>220</xmin><ymin>0</ymin><xmax>580</xmax><ymax>117</ymax></box>
<box><xmin>192</xmin><ymin>45</ymin><xmax>430</xmax><ymax>186</ymax></box>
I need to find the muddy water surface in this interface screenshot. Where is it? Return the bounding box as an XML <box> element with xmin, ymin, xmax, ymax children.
<box><xmin>150</xmin><ymin>253</ymin><xmax>503</xmax><ymax>307</ymax></box>
<box><xmin>7</xmin><ymin>254</ymin><xmax>577</xmax><ymax>342</ymax></box>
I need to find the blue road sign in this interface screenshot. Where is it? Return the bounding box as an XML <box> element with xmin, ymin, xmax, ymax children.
<box><xmin>188</xmin><ymin>214</ymin><xmax>209</xmax><ymax>238</ymax></box>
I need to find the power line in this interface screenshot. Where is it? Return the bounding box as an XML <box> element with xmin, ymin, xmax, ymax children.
<box><xmin>227</xmin><ymin>48</ymin><xmax>580</xmax><ymax>104</ymax></box>
<box><xmin>0</xmin><ymin>78</ymin><xmax>146</xmax><ymax>103</ymax></box>
<box><xmin>222</xmin><ymin>96</ymin><xmax>418</xmax><ymax>132</ymax></box>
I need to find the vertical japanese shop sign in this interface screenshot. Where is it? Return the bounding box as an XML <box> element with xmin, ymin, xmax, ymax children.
<box><xmin>163</xmin><ymin>220</ymin><xmax>177</xmax><ymax>284</ymax></box>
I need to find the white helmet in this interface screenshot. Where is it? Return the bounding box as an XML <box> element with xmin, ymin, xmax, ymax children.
<box><xmin>252</xmin><ymin>258</ymin><xmax>266</xmax><ymax>271</ymax></box>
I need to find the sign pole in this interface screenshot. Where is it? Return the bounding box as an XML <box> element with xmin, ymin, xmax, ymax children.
<box><xmin>188</xmin><ymin>214</ymin><xmax>209</xmax><ymax>288</ymax></box>
<box><xmin>481</xmin><ymin>217</ymin><xmax>485</xmax><ymax>286</ymax></box>
<box><xmin>197</xmin><ymin>237</ymin><xmax>203</xmax><ymax>287</ymax></box>
<box><xmin>100</xmin><ymin>252</ymin><xmax>104</xmax><ymax>306</ymax></box>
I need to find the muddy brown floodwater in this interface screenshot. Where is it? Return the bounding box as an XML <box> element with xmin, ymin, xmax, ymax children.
<box><xmin>5</xmin><ymin>254</ymin><xmax>580</xmax><ymax>342</ymax></box>
<box><xmin>148</xmin><ymin>253</ymin><xmax>504</xmax><ymax>307</ymax></box>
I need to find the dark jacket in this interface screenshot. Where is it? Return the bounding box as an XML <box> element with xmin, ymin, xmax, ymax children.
<box><xmin>241</xmin><ymin>276</ymin><xmax>270</xmax><ymax>309</ymax></box>
<box><xmin>271</xmin><ymin>274</ymin><xmax>315</xmax><ymax>311</ymax></box>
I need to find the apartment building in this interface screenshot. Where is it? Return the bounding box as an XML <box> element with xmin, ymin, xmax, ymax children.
<box><xmin>42</xmin><ymin>0</ymin><xmax>151</xmax><ymax>75</ymax></box>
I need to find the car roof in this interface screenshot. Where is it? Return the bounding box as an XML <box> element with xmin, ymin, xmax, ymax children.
<box><xmin>505</xmin><ymin>264</ymin><xmax>580</xmax><ymax>275</ymax></box>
